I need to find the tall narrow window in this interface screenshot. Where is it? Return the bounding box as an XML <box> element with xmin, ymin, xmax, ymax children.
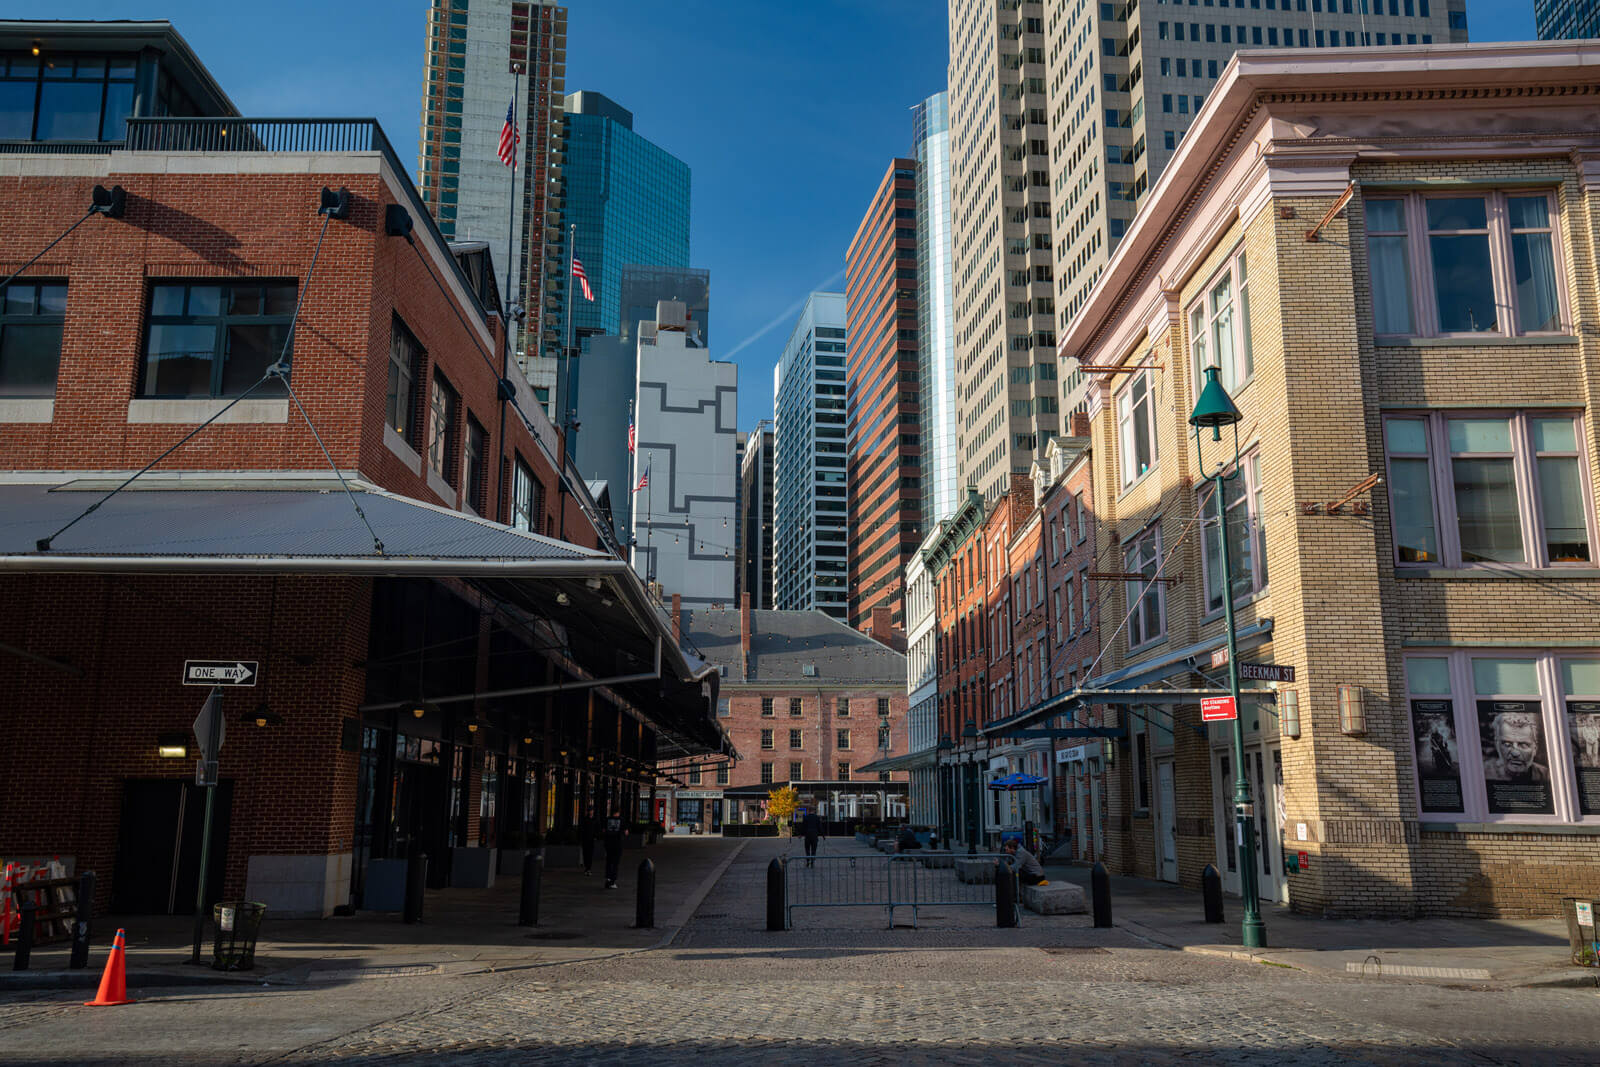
<box><xmin>1563</xmin><ymin>659</ymin><xmax>1600</xmax><ymax>815</ymax></box>
<box><xmin>428</xmin><ymin>373</ymin><xmax>459</xmax><ymax>485</ymax></box>
<box><xmin>1199</xmin><ymin>452</ymin><xmax>1267</xmax><ymax>611</ymax></box>
<box><xmin>512</xmin><ymin>457</ymin><xmax>536</xmax><ymax>532</ymax></box>
<box><xmin>1509</xmin><ymin>195</ymin><xmax>1560</xmax><ymax>333</ymax></box>
<box><xmin>1124</xmin><ymin>527</ymin><xmax>1164</xmax><ymax>648</ymax></box>
<box><xmin>1449</xmin><ymin>417</ymin><xmax>1523</xmax><ymax>563</ymax></box>
<box><xmin>1473</xmin><ymin>657</ymin><xmax>1552</xmax><ymax>815</ymax></box>
<box><xmin>1426</xmin><ymin>198</ymin><xmax>1497</xmax><ymax>334</ymax></box>
<box><xmin>1383</xmin><ymin>418</ymin><xmax>1439</xmax><ymax>564</ymax></box>
<box><xmin>464</xmin><ymin>415</ymin><xmax>487</xmax><ymax>513</ymax></box>
<box><xmin>0</xmin><ymin>281</ymin><xmax>66</xmax><ymax>396</ymax></box>
<box><xmin>387</xmin><ymin>316</ymin><xmax>423</xmax><ymax>443</ymax></box>
<box><xmin>1533</xmin><ymin>417</ymin><xmax>1591</xmax><ymax>563</ymax></box>
<box><xmin>1117</xmin><ymin>370</ymin><xmax>1156</xmax><ymax>486</ymax></box>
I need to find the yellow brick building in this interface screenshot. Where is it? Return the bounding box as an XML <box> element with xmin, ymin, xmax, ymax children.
<box><xmin>1049</xmin><ymin>44</ymin><xmax>1600</xmax><ymax>918</ymax></box>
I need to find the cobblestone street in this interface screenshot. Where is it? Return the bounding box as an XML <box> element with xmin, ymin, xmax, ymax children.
<box><xmin>2</xmin><ymin>841</ymin><xmax>1597</xmax><ymax>1065</ymax></box>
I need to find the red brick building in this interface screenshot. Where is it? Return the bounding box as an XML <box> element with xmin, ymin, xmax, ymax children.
<box><xmin>844</xmin><ymin>159</ymin><xmax>922</xmax><ymax>630</ymax></box>
<box><xmin>671</xmin><ymin>596</ymin><xmax>910</xmax><ymax>830</ymax></box>
<box><xmin>0</xmin><ymin>21</ymin><xmax>722</xmax><ymax>919</ymax></box>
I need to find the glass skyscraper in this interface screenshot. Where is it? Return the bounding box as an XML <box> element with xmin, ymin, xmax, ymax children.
<box><xmin>560</xmin><ymin>91</ymin><xmax>691</xmax><ymax>340</ymax></box>
<box><xmin>912</xmin><ymin>91</ymin><xmax>959</xmax><ymax>529</ymax></box>
<box><xmin>773</xmin><ymin>292</ymin><xmax>849</xmax><ymax>619</ymax></box>
<box><xmin>1536</xmin><ymin>0</ymin><xmax>1600</xmax><ymax>39</ymax></box>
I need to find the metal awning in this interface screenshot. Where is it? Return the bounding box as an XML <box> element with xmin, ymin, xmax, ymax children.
<box><xmin>858</xmin><ymin>747</ymin><xmax>937</xmax><ymax>773</ymax></box>
<box><xmin>980</xmin><ymin>618</ymin><xmax>1277</xmax><ymax>738</ymax></box>
<box><xmin>0</xmin><ymin>481</ymin><xmax>727</xmax><ymax>754</ymax></box>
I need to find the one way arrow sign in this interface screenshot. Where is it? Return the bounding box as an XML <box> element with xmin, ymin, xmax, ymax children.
<box><xmin>183</xmin><ymin>660</ymin><xmax>258</xmax><ymax>687</ymax></box>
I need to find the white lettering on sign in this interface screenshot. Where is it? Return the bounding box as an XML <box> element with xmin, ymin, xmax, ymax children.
<box><xmin>1201</xmin><ymin>696</ymin><xmax>1237</xmax><ymax>722</ymax></box>
<box><xmin>1577</xmin><ymin>901</ymin><xmax>1595</xmax><ymax>929</ymax></box>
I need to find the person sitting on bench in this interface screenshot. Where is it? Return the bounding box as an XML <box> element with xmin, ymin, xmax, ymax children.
<box><xmin>1003</xmin><ymin>839</ymin><xmax>1047</xmax><ymax>886</ymax></box>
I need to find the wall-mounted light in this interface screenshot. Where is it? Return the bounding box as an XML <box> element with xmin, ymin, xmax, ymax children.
<box><xmin>522</xmin><ymin>735</ymin><xmax>534</xmax><ymax>746</ymax></box>
<box><xmin>556</xmin><ymin>592</ymin><xmax>571</xmax><ymax>606</ymax></box>
<box><xmin>157</xmin><ymin>732</ymin><xmax>188</xmax><ymax>759</ymax></box>
<box><xmin>1339</xmin><ymin>685</ymin><xmax>1366</xmax><ymax>737</ymax></box>
<box><xmin>31</xmin><ymin>41</ymin><xmax>41</xmax><ymax>56</ymax></box>
<box><xmin>251</xmin><ymin>705</ymin><xmax>284</xmax><ymax>728</ymax></box>
<box><xmin>1280</xmin><ymin>689</ymin><xmax>1301</xmax><ymax>740</ymax></box>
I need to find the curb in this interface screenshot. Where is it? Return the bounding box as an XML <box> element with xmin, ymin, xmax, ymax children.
<box><xmin>653</xmin><ymin>837</ymin><xmax>748</xmax><ymax>950</ymax></box>
<box><xmin>0</xmin><ymin>968</ymin><xmax>266</xmax><ymax>992</ymax></box>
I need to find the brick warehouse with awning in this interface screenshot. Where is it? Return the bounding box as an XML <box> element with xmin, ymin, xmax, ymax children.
<box><xmin>0</xmin><ymin>20</ymin><xmax>726</xmax><ymax>918</ymax></box>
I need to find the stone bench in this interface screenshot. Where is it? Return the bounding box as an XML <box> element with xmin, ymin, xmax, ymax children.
<box><xmin>955</xmin><ymin>858</ymin><xmax>996</xmax><ymax>884</ymax></box>
<box><xmin>1020</xmin><ymin>881</ymin><xmax>1087</xmax><ymax>915</ymax></box>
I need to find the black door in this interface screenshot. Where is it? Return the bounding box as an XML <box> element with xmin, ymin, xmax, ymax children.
<box><xmin>111</xmin><ymin>779</ymin><xmax>232</xmax><ymax>915</ymax></box>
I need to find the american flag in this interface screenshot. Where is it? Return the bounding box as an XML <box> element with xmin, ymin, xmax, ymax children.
<box><xmin>627</xmin><ymin>416</ymin><xmax>635</xmax><ymax>454</ymax></box>
<box><xmin>633</xmin><ymin>461</ymin><xmax>650</xmax><ymax>494</ymax></box>
<box><xmin>571</xmin><ymin>256</ymin><xmax>594</xmax><ymax>302</ymax></box>
<box><xmin>497</xmin><ymin>99</ymin><xmax>519</xmax><ymax>167</ymax></box>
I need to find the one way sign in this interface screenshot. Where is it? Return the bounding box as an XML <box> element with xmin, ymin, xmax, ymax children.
<box><xmin>182</xmin><ymin>660</ymin><xmax>259</xmax><ymax>687</ymax></box>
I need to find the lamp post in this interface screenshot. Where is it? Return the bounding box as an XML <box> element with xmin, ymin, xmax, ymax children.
<box><xmin>1189</xmin><ymin>365</ymin><xmax>1267</xmax><ymax>949</ymax></box>
<box><xmin>962</xmin><ymin>719</ymin><xmax>980</xmax><ymax>854</ymax></box>
<box><xmin>937</xmin><ymin>733</ymin><xmax>954</xmax><ymax>847</ymax></box>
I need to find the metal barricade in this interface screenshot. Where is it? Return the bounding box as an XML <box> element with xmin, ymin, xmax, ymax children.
<box><xmin>782</xmin><ymin>849</ymin><xmax>1010</xmax><ymax>928</ymax></box>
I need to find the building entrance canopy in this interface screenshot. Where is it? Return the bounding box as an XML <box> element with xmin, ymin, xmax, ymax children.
<box><xmin>0</xmin><ymin>480</ymin><xmax>727</xmax><ymax>755</ymax></box>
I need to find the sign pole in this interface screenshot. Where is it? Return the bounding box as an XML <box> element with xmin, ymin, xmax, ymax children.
<box><xmin>189</xmin><ymin>686</ymin><xmax>222</xmax><ymax>965</ymax></box>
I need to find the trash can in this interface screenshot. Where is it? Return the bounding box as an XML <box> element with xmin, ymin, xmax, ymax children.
<box><xmin>1560</xmin><ymin>897</ymin><xmax>1600</xmax><ymax>967</ymax></box>
<box><xmin>212</xmin><ymin>901</ymin><xmax>267</xmax><ymax>971</ymax></box>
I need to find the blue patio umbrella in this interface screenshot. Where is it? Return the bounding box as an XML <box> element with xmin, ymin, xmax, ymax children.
<box><xmin>987</xmin><ymin>773</ymin><xmax>1048</xmax><ymax>790</ymax></box>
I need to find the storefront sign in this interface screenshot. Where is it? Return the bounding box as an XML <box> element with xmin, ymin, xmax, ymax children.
<box><xmin>675</xmin><ymin>790</ymin><xmax>721</xmax><ymax>799</ymax></box>
<box><xmin>1410</xmin><ymin>698</ymin><xmax>1464</xmax><ymax>813</ymax></box>
<box><xmin>1239</xmin><ymin>662</ymin><xmax>1295</xmax><ymax>683</ymax></box>
<box><xmin>1200</xmin><ymin>696</ymin><xmax>1237</xmax><ymax>722</ymax></box>
<box><xmin>1477</xmin><ymin>700</ymin><xmax>1553</xmax><ymax>815</ymax></box>
<box><xmin>1056</xmin><ymin>745</ymin><xmax>1085</xmax><ymax>764</ymax></box>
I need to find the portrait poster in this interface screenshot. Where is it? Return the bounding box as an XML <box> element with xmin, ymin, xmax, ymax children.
<box><xmin>1477</xmin><ymin>700</ymin><xmax>1553</xmax><ymax>815</ymax></box>
<box><xmin>1567</xmin><ymin>700</ymin><xmax>1600</xmax><ymax>815</ymax></box>
<box><xmin>1410</xmin><ymin>699</ymin><xmax>1463</xmax><ymax>813</ymax></box>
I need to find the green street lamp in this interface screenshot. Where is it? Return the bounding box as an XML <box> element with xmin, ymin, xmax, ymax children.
<box><xmin>1189</xmin><ymin>365</ymin><xmax>1268</xmax><ymax>949</ymax></box>
<box><xmin>962</xmin><ymin>719</ymin><xmax>980</xmax><ymax>855</ymax></box>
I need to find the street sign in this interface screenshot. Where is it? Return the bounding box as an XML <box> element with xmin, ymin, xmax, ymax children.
<box><xmin>1240</xmin><ymin>662</ymin><xmax>1296</xmax><ymax>683</ymax></box>
<box><xmin>1210</xmin><ymin>647</ymin><xmax>1229</xmax><ymax>669</ymax></box>
<box><xmin>1201</xmin><ymin>696</ymin><xmax>1238</xmax><ymax>722</ymax></box>
<box><xmin>192</xmin><ymin>690</ymin><xmax>226</xmax><ymax>763</ymax></box>
<box><xmin>1577</xmin><ymin>900</ymin><xmax>1594</xmax><ymax>929</ymax></box>
<box><xmin>183</xmin><ymin>660</ymin><xmax>258</xmax><ymax>686</ymax></box>
<box><xmin>195</xmin><ymin>759</ymin><xmax>219</xmax><ymax>787</ymax></box>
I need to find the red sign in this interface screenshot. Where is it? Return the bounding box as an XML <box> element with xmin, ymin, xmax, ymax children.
<box><xmin>1201</xmin><ymin>696</ymin><xmax>1237</xmax><ymax>722</ymax></box>
<box><xmin>1298</xmin><ymin>850</ymin><xmax>1311</xmax><ymax>870</ymax></box>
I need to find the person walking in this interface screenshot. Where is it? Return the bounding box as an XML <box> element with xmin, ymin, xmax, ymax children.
<box><xmin>799</xmin><ymin>809</ymin><xmax>822</xmax><ymax>868</ymax></box>
<box><xmin>579</xmin><ymin>807</ymin><xmax>598</xmax><ymax>876</ymax></box>
<box><xmin>602</xmin><ymin>808</ymin><xmax>625</xmax><ymax>889</ymax></box>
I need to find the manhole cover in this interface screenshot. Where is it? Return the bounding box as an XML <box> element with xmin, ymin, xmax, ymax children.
<box><xmin>308</xmin><ymin>964</ymin><xmax>439</xmax><ymax>981</ymax></box>
<box><xmin>524</xmin><ymin>930</ymin><xmax>585</xmax><ymax>940</ymax></box>
<box><xmin>1040</xmin><ymin>947</ymin><xmax>1109</xmax><ymax>956</ymax></box>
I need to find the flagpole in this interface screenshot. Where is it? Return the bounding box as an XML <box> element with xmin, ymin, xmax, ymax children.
<box><xmin>495</xmin><ymin>62</ymin><xmax>521</xmax><ymax>524</ymax></box>
<box><xmin>556</xmin><ymin>222</ymin><xmax>576</xmax><ymax>537</ymax></box>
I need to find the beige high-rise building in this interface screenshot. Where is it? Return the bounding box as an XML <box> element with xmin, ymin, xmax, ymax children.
<box><xmin>949</xmin><ymin>0</ymin><xmax>1469</xmax><ymax>500</ymax></box>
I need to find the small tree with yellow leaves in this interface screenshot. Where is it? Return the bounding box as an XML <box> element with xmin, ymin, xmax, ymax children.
<box><xmin>766</xmin><ymin>785</ymin><xmax>800</xmax><ymax>835</ymax></box>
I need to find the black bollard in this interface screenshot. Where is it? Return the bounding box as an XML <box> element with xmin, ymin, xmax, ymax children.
<box><xmin>1091</xmin><ymin>861</ymin><xmax>1112</xmax><ymax>928</ymax></box>
<box><xmin>69</xmin><ymin>871</ymin><xmax>95</xmax><ymax>969</ymax></box>
<box><xmin>635</xmin><ymin>859</ymin><xmax>656</xmax><ymax>929</ymax></box>
<box><xmin>403</xmin><ymin>851</ymin><xmax>428</xmax><ymax>925</ymax></box>
<box><xmin>1202</xmin><ymin>863</ymin><xmax>1224</xmax><ymax>924</ymax></box>
<box><xmin>519</xmin><ymin>852</ymin><xmax>543</xmax><ymax>926</ymax></box>
<box><xmin>13</xmin><ymin>899</ymin><xmax>34</xmax><ymax>971</ymax></box>
<box><xmin>995</xmin><ymin>860</ymin><xmax>1018</xmax><ymax>928</ymax></box>
<box><xmin>766</xmin><ymin>857</ymin><xmax>786</xmax><ymax>931</ymax></box>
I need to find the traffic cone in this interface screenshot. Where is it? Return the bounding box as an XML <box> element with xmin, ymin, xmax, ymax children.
<box><xmin>83</xmin><ymin>928</ymin><xmax>134</xmax><ymax>1007</ymax></box>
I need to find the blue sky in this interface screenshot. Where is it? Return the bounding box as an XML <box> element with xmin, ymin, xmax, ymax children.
<box><xmin>53</xmin><ymin>0</ymin><xmax>1533</xmax><ymax>427</ymax></box>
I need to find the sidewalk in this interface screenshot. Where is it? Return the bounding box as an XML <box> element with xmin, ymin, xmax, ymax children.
<box><xmin>0</xmin><ymin>837</ymin><xmax>743</xmax><ymax>994</ymax></box>
<box><xmin>1047</xmin><ymin>859</ymin><xmax>1596</xmax><ymax>989</ymax></box>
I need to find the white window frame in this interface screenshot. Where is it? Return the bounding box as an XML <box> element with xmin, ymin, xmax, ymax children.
<box><xmin>1404</xmin><ymin>650</ymin><xmax>1600</xmax><ymax>825</ymax></box>
<box><xmin>1382</xmin><ymin>411</ymin><xmax>1595</xmax><ymax>570</ymax></box>
<box><xmin>1197</xmin><ymin>449</ymin><xmax>1268</xmax><ymax>614</ymax></box>
<box><xmin>1365</xmin><ymin>189</ymin><xmax>1570</xmax><ymax>341</ymax></box>
<box><xmin>1075</xmin><ymin>491</ymin><xmax>1088</xmax><ymax>542</ymax></box>
<box><xmin>1124</xmin><ymin>525</ymin><xmax>1166</xmax><ymax>651</ymax></box>
<box><xmin>1116</xmin><ymin>368</ymin><xmax>1158</xmax><ymax>488</ymax></box>
<box><xmin>1064</xmin><ymin>575</ymin><xmax>1076</xmax><ymax>635</ymax></box>
<box><xmin>1080</xmin><ymin>564</ymin><xmax>1091</xmax><ymax>632</ymax></box>
<box><xmin>1187</xmin><ymin>247</ymin><xmax>1253</xmax><ymax>397</ymax></box>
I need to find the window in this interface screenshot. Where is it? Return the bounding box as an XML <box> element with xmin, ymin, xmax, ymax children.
<box><xmin>1124</xmin><ymin>526</ymin><xmax>1165</xmax><ymax>649</ymax></box>
<box><xmin>1081</xmin><ymin>566</ymin><xmax>1091</xmax><ymax>630</ymax></box>
<box><xmin>688</xmin><ymin>765</ymin><xmax>701</xmax><ymax>785</ymax></box>
<box><xmin>1133</xmin><ymin>719</ymin><xmax>1150</xmax><ymax>810</ymax></box>
<box><xmin>1189</xmin><ymin>252</ymin><xmax>1252</xmax><ymax>394</ymax></box>
<box><xmin>760</xmin><ymin>761</ymin><xmax>774</xmax><ymax>785</ymax></box>
<box><xmin>1365</xmin><ymin>192</ymin><xmax>1564</xmax><ymax>338</ymax></box>
<box><xmin>789</xmin><ymin>697</ymin><xmax>803</xmax><ymax>716</ymax></box>
<box><xmin>717</xmin><ymin>698</ymin><xmax>730</xmax><ymax>718</ymax></box>
<box><xmin>760</xmin><ymin>728</ymin><xmax>774</xmax><ymax>750</ymax></box>
<box><xmin>877</xmin><ymin>697</ymin><xmax>890</xmax><ymax>718</ymax></box>
<box><xmin>1199</xmin><ymin>452</ymin><xmax>1268</xmax><ymax>611</ymax></box>
<box><xmin>427</xmin><ymin>372</ymin><xmax>459</xmax><ymax>485</ymax></box>
<box><xmin>716</xmin><ymin>765</ymin><xmax>730</xmax><ymax>786</ymax></box>
<box><xmin>789</xmin><ymin>728</ymin><xmax>802</xmax><ymax>750</ymax></box>
<box><xmin>0</xmin><ymin>54</ymin><xmax>137</xmax><ymax>143</ymax></box>
<box><xmin>1117</xmin><ymin>369</ymin><xmax>1157</xmax><ymax>486</ymax></box>
<box><xmin>1383</xmin><ymin>413</ymin><xmax>1593</xmax><ymax>569</ymax></box>
<box><xmin>0</xmin><ymin>281</ymin><xmax>66</xmax><ymax>397</ymax></box>
<box><xmin>836</xmin><ymin>696</ymin><xmax>849</xmax><ymax>716</ymax></box>
<box><xmin>387</xmin><ymin>316</ymin><xmax>423</xmax><ymax>442</ymax></box>
<box><xmin>1076</xmin><ymin>492</ymin><xmax>1088</xmax><ymax>542</ymax></box>
<box><xmin>761</xmin><ymin>697</ymin><xmax>774</xmax><ymax>717</ymax></box>
<box><xmin>512</xmin><ymin>457</ymin><xmax>539</xmax><ymax>532</ymax></box>
<box><xmin>789</xmin><ymin>760</ymin><xmax>804</xmax><ymax>781</ymax></box>
<box><xmin>1065</xmin><ymin>575</ymin><xmax>1076</xmax><ymax>633</ymax></box>
<box><xmin>464</xmin><ymin>416</ymin><xmax>487</xmax><ymax>513</ymax></box>
<box><xmin>142</xmin><ymin>282</ymin><xmax>294</xmax><ymax>398</ymax></box>
<box><xmin>1406</xmin><ymin>651</ymin><xmax>1600</xmax><ymax>823</ymax></box>
<box><xmin>837</xmin><ymin>729</ymin><xmax>851</xmax><ymax>750</ymax></box>
<box><xmin>837</xmin><ymin>762</ymin><xmax>851</xmax><ymax>781</ymax></box>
